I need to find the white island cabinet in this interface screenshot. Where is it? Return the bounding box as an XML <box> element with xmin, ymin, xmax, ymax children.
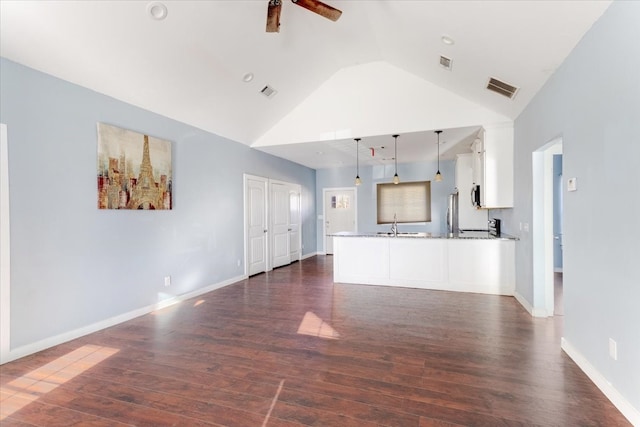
<box><xmin>333</xmin><ymin>234</ymin><xmax>515</xmax><ymax>296</ymax></box>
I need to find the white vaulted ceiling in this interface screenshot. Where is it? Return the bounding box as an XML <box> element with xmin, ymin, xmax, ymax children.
<box><xmin>0</xmin><ymin>0</ymin><xmax>611</xmax><ymax>169</ymax></box>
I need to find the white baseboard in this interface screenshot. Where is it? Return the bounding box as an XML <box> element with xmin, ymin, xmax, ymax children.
<box><xmin>0</xmin><ymin>274</ymin><xmax>247</xmax><ymax>365</ymax></box>
<box><xmin>514</xmin><ymin>290</ymin><xmax>550</xmax><ymax>317</ymax></box>
<box><xmin>301</xmin><ymin>252</ymin><xmax>319</xmax><ymax>260</ymax></box>
<box><xmin>561</xmin><ymin>338</ymin><xmax>639</xmax><ymax>426</ymax></box>
<box><xmin>554</xmin><ymin>268</ymin><xmax>563</xmax><ymax>273</ymax></box>
<box><xmin>513</xmin><ymin>291</ymin><xmax>533</xmax><ymax>315</ymax></box>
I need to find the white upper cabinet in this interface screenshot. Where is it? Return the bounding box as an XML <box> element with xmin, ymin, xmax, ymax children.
<box><xmin>472</xmin><ymin>123</ymin><xmax>514</xmax><ymax>209</ymax></box>
<box><xmin>455</xmin><ymin>153</ymin><xmax>489</xmax><ymax>229</ymax></box>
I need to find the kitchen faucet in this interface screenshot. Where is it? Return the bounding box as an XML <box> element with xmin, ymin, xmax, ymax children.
<box><xmin>390</xmin><ymin>213</ymin><xmax>398</xmax><ymax>236</ymax></box>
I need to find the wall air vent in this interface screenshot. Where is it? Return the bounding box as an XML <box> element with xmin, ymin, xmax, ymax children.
<box><xmin>260</xmin><ymin>85</ymin><xmax>277</xmax><ymax>99</ymax></box>
<box><xmin>486</xmin><ymin>77</ymin><xmax>519</xmax><ymax>99</ymax></box>
<box><xmin>439</xmin><ymin>55</ymin><xmax>452</xmax><ymax>70</ymax></box>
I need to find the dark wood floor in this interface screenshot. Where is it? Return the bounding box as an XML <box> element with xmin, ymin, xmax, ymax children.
<box><xmin>1</xmin><ymin>256</ymin><xmax>630</xmax><ymax>426</ymax></box>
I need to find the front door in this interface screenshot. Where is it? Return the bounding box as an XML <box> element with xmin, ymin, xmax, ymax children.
<box><xmin>324</xmin><ymin>188</ymin><xmax>356</xmax><ymax>255</ymax></box>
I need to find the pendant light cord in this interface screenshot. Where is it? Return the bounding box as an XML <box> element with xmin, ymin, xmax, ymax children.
<box><xmin>392</xmin><ymin>134</ymin><xmax>400</xmax><ymax>184</ymax></box>
<box><xmin>394</xmin><ymin>135</ymin><xmax>398</xmax><ymax>174</ymax></box>
<box><xmin>437</xmin><ymin>134</ymin><xmax>440</xmax><ymax>170</ymax></box>
<box><xmin>354</xmin><ymin>138</ymin><xmax>361</xmax><ymax>185</ymax></box>
<box><xmin>356</xmin><ymin>138</ymin><xmax>359</xmax><ymax>176</ymax></box>
<box><xmin>435</xmin><ymin>130</ymin><xmax>443</xmax><ymax>182</ymax></box>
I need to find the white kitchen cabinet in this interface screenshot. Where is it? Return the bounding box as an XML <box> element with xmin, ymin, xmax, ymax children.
<box><xmin>471</xmin><ymin>138</ymin><xmax>484</xmax><ymax>189</ymax></box>
<box><xmin>448</xmin><ymin>239</ymin><xmax>515</xmax><ymax>295</ymax></box>
<box><xmin>389</xmin><ymin>238</ymin><xmax>447</xmax><ymax>285</ymax></box>
<box><xmin>333</xmin><ymin>235</ymin><xmax>515</xmax><ymax>296</ymax></box>
<box><xmin>455</xmin><ymin>153</ymin><xmax>489</xmax><ymax>229</ymax></box>
<box><xmin>333</xmin><ymin>237</ymin><xmax>389</xmax><ymax>285</ymax></box>
<box><xmin>472</xmin><ymin>123</ymin><xmax>514</xmax><ymax>208</ymax></box>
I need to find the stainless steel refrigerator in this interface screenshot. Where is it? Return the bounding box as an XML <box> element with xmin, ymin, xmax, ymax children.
<box><xmin>446</xmin><ymin>190</ymin><xmax>459</xmax><ymax>233</ymax></box>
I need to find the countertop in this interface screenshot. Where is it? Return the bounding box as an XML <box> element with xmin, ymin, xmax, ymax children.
<box><xmin>332</xmin><ymin>231</ymin><xmax>518</xmax><ymax>241</ymax></box>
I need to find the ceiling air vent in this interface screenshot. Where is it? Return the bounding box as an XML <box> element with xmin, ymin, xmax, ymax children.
<box><xmin>439</xmin><ymin>55</ymin><xmax>452</xmax><ymax>70</ymax></box>
<box><xmin>260</xmin><ymin>85</ymin><xmax>277</xmax><ymax>99</ymax></box>
<box><xmin>486</xmin><ymin>77</ymin><xmax>519</xmax><ymax>99</ymax></box>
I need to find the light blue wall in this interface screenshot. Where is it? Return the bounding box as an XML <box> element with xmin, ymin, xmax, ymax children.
<box><xmin>0</xmin><ymin>58</ymin><xmax>316</xmax><ymax>349</ymax></box>
<box><xmin>496</xmin><ymin>2</ymin><xmax>639</xmax><ymax>412</ymax></box>
<box><xmin>316</xmin><ymin>160</ymin><xmax>456</xmax><ymax>250</ymax></box>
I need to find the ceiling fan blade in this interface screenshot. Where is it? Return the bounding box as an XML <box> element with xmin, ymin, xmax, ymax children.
<box><xmin>292</xmin><ymin>0</ymin><xmax>342</xmax><ymax>22</ymax></box>
<box><xmin>266</xmin><ymin>0</ymin><xmax>282</xmax><ymax>32</ymax></box>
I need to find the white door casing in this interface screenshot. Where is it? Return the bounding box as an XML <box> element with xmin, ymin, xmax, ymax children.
<box><xmin>1</xmin><ymin>123</ymin><xmax>10</xmax><ymax>363</ymax></box>
<box><xmin>244</xmin><ymin>176</ymin><xmax>302</xmax><ymax>274</ymax></box>
<box><xmin>323</xmin><ymin>188</ymin><xmax>357</xmax><ymax>255</ymax></box>
<box><xmin>244</xmin><ymin>175</ymin><xmax>268</xmax><ymax>276</ymax></box>
<box><xmin>532</xmin><ymin>138</ymin><xmax>562</xmax><ymax>317</ymax></box>
<box><xmin>271</xmin><ymin>181</ymin><xmax>291</xmax><ymax>268</ymax></box>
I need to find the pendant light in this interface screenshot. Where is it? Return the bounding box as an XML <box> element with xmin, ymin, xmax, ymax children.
<box><xmin>392</xmin><ymin>134</ymin><xmax>400</xmax><ymax>184</ymax></box>
<box><xmin>434</xmin><ymin>130</ymin><xmax>443</xmax><ymax>182</ymax></box>
<box><xmin>354</xmin><ymin>138</ymin><xmax>361</xmax><ymax>186</ymax></box>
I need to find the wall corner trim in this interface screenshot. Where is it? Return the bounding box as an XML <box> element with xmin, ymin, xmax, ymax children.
<box><xmin>561</xmin><ymin>338</ymin><xmax>640</xmax><ymax>426</ymax></box>
<box><xmin>514</xmin><ymin>291</ymin><xmax>550</xmax><ymax>317</ymax></box>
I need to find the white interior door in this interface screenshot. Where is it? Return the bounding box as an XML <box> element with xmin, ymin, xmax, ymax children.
<box><xmin>324</xmin><ymin>188</ymin><xmax>356</xmax><ymax>255</ymax></box>
<box><xmin>289</xmin><ymin>188</ymin><xmax>301</xmax><ymax>262</ymax></box>
<box><xmin>245</xmin><ymin>175</ymin><xmax>267</xmax><ymax>276</ymax></box>
<box><xmin>271</xmin><ymin>181</ymin><xmax>291</xmax><ymax>268</ymax></box>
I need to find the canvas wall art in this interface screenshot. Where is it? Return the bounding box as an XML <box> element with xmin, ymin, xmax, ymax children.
<box><xmin>97</xmin><ymin>123</ymin><xmax>172</xmax><ymax>210</ymax></box>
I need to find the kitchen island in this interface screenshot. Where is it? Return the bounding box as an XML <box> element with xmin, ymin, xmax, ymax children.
<box><xmin>332</xmin><ymin>231</ymin><xmax>516</xmax><ymax>295</ymax></box>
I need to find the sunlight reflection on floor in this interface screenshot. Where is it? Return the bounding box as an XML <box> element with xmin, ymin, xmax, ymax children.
<box><xmin>0</xmin><ymin>344</ymin><xmax>119</xmax><ymax>420</ymax></box>
<box><xmin>297</xmin><ymin>311</ymin><xmax>340</xmax><ymax>339</ymax></box>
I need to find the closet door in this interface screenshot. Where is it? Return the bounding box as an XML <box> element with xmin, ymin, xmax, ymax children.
<box><xmin>289</xmin><ymin>187</ymin><xmax>301</xmax><ymax>262</ymax></box>
<box><xmin>245</xmin><ymin>175</ymin><xmax>267</xmax><ymax>276</ymax></box>
<box><xmin>271</xmin><ymin>182</ymin><xmax>291</xmax><ymax>269</ymax></box>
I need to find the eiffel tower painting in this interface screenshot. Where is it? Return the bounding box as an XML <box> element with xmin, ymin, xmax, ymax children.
<box><xmin>97</xmin><ymin>123</ymin><xmax>172</xmax><ymax>210</ymax></box>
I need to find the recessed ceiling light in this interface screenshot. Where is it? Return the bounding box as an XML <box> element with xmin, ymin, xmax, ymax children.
<box><xmin>242</xmin><ymin>72</ymin><xmax>254</xmax><ymax>83</ymax></box>
<box><xmin>147</xmin><ymin>2</ymin><xmax>168</xmax><ymax>20</ymax></box>
<box><xmin>441</xmin><ymin>35</ymin><xmax>455</xmax><ymax>45</ymax></box>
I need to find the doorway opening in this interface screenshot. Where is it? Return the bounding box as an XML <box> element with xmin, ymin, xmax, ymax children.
<box><xmin>532</xmin><ymin>137</ymin><xmax>563</xmax><ymax>317</ymax></box>
<box><xmin>553</xmin><ymin>154</ymin><xmax>563</xmax><ymax>316</ymax></box>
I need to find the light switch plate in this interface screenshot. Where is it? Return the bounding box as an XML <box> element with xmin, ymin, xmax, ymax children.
<box><xmin>567</xmin><ymin>177</ymin><xmax>577</xmax><ymax>192</ymax></box>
